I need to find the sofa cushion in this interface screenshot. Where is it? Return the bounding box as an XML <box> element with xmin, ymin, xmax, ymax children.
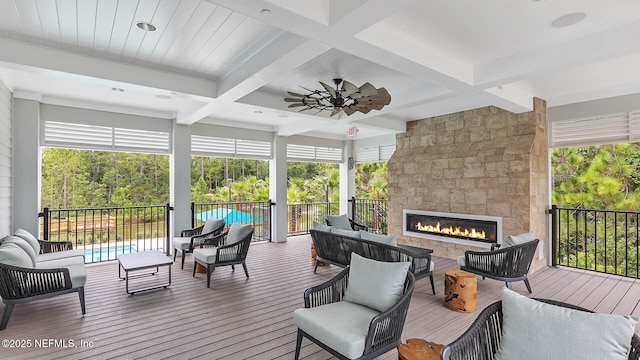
<box><xmin>502</xmin><ymin>231</ymin><xmax>536</xmax><ymax>248</ymax></box>
<box><xmin>227</xmin><ymin>223</ymin><xmax>253</xmax><ymax>245</ymax></box>
<box><xmin>36</xmin><ymin>255</ymin><xmax>85</xmax><ymax>268</ymax></box>
<box><xmin>37</xmin><ymin>249</ymin><xmax>85</xmax><ymax>263</ymax></box>
<box><xmin>312</xmin><ymin>222</ymin><xmax>332</xmax><ymax>232</ymax></box>
<box><xmin>36</xmin><ymin>261</ymin><xmax>87</xmax><ymax>288</ymax></box>
<box><xmin>173</xmin><ymin>236</ymin><xmax>195</xmax><ymax>252</ymax></box>
<box><xmin>343</xmin><ymin>253</ymin><xmax>409</xmax><ymax>312</ymax></box>
<box><xmin>495</xmin><ymin>288</ymin><xmax>638</xmax><ymax>360</ymax></box>
<box><xmin>193</xmin><ymin>247</ymin><xmax>218</xmax><ymax>264</ymax></box>
<box><xmin>326</xmin><ymin>214</ymin><xmax>352</xmax><ymax>230</ymax></box>
<box><xmin>0</xmin><ymin>243</ymin><xmax>33</xmax><ymax>268</ymax></box>
<box><xmin>457</xmin><ymin>255</ymin><xmax>466</xmax><ymax>267</ymax></box>
<box><xmin>202</xmin><ymin>217</ymin><xmax>225</xmax><ymax>235</ymax></box>
<box><xmin>331</xmin><ymin>228</ymin><xmax>361</xmax><ymax>238</ymax></box>
<box><xmin>4</xmin><ymin>235</ymin><xmax>38</xmax><ymax>267</ymax></box>
<box><xmin>14</xmin><ymin>228</ymin><xmax>41</xmax><ymax>255</ymax></box>
<box><xmin>359</xmin><ymin>231</ymin><xmax>397</xmax><ymax>247</ymax></box>
<box><xmin>293</xmin><ymin>301</ymin><xmax>379</xmax><ymax>359</ymax></box>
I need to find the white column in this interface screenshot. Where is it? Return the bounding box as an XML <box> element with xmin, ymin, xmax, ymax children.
<box><xmin>171</xmin><ymin>123</ymin><xmax>192</xmax><ymax>239</ymax></box>
<box><xmin>270</xmin><ymin>134</ymin><xmax>288</xmax><ymax>242</ymax></box>
<box><xmin>12</xmin><ymin>98</ymin><xmax>40</xmax><ymax>235</ymax></box>
<box><xmin>340</xmin><ymin>140</ymin><xmax>355</xmax><ymax>216</ymax></box>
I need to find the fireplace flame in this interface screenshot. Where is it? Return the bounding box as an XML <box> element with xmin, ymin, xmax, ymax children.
<box><xmin>416</xmin><ymin>221</ymin><xmax>486</xmax><ymax>239</ymax></box>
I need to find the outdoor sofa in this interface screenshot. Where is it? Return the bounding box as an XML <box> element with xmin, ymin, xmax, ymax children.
<box><xmin>0</xmin><ymin>229</ymin><xmax>86</xmax><ymax>330</ymax></box>
<box><xmin>310</xmin><ymin>223</ymin><xmax>435</xmax><ymax>294</ymax></box>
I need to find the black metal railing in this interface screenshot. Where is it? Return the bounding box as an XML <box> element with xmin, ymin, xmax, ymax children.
<box><xmin>551</xmin><ymin>205</ymin><xmax>640</xmax><ymax>278</ymax></box>
<box><xmin>351</xmin><ymin>197</ymin><xmax>388</xmax><ymax>234</ymax></box>
<box><xmin>286</xmin><ymin>201</ymin><xmax>340</xmax><ymax>235</ymax></box>
<box><xmin>191</xmin><ymin>200</ymin><xmax>272</xmax><ymax>242</ymax></box>
<box><xmin>39</xmin><ymin>203</ymin><xmax>173</xmax><ymax>263</ymax></box>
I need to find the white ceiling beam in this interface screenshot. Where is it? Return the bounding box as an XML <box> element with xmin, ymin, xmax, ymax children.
<box><xmin>475</xmin><ymin>20</ymin><xmax>640</xmax><ymax>89</ymax></box>
<box><xmin>217</xmin><ymin>35</ymin><xmax>332</xmax><ymax>101</ymax></box>
<box><xmin>0</xmin><ymin>38</ymin><xmax>217</xmax><ymax>99</ymax></box>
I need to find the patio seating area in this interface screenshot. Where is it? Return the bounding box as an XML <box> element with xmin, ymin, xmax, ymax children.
<box><xmin>2</xmin><ymin>235</ymin><xmax>640</xmax><ymax>359</ymax></box>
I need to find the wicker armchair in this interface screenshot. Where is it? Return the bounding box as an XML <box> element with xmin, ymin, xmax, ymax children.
<box><xmin>38</xmin><ymin>239</ymin><xmax>73</xmax><ymax>253</ymax></box>
<box><xmin>460</xmin><ymin>239</ymin><xmax>539</xmax><ymax>293</ymax></box>
<box><xmin>173</xmin><ymin>217</ymin><xmax>225</xmax><ymax>269</ymax></box>
<box><xmin>440</xmin><ymin>298</ymin><xmax>640</xmax><ymax>360</ymax></box>
<box><xmin>192</xmin><ymin>224</ymin><xmax>254</xmax><ymax>288</ymax></box>
<box><xmin>294</xmin><ymin>267</ymin><xmax>415</xmax><ymax>360</ymax></box>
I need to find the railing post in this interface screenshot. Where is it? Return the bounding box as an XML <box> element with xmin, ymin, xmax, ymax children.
<box><xmin>350</xmin><ymin>197</ymin><xmax>356</xmax><ymax>220</ymax></box>
<box><xmin>268</xmin><ymin>199</ymin><xmax>274</xmax><ymax>242</ymax></box>
<box><xmin>39</xmin><ymin>207</ymin><xmax>49</xmax><ymax>240</ymax></box>
<box><xmin>165</xmin><ymin>203</ymin><xmax>174</xmax><ymax>256</ymax></box>
<box><xmin>190</xmin><ymin>202</ymin><xmax>195</xmax><ymax>229</ymax></box>
<box><xmin>550</xmin><ymin>205</ymin><xmax>557</xmax><ymax>267</ymax></box>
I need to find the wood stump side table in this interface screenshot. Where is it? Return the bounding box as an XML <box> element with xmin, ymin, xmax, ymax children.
<box><xmin>310</xmin><ymin>242</ymin><xmax>329</xmax><ymax>267</ymax></box>
<box><xmin>398</xmin><ymin>338</ymin><xmax>444</xmax><ymax>360</ymax></box>
<box><xmin>444</xmin><ymin>269</ymin><xmax>477</xmax><ymax>313</ymax></box>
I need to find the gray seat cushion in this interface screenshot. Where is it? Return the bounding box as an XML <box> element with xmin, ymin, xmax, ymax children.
<box><xmin>173</xmin><ymin>236</ymin><xmax>197</xmax><ymax>251</ymax></box>
<box><xmin>36</xmin><ymin>256</ymin><xmax>85</xmax><ymax>268</ymax></box>
<box><xmin>193</xmin><ymin>247</ymin><xmax>218</xmax><ymax>264</ymax></box>
<box><xmin>36</xmin><ymin>262</ymin><xmax>86</xmax><ymax>288</ymax></box>
<box><xmin>293</xmin><ymin>301</ymin><xmax>379</xmax><ymax>360</ymax></box>
<box><xmin>359</xmin><ymin>231</ymin><xmax>396</xmax><ymax>246</ymax></box>
<box><xmin>502</xmin><ymin>232</ymin><xmax>536</xmax><ymax>248</ymax></box>
<box><xmin>37</xmin><ymin>249</ymin><xmax>86</xmax><ymax>263</ymax></box>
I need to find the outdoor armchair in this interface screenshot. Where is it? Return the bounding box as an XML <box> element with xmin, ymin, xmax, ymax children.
<box><xmin>293</xmin><ymin>254</ymin><xmax>415</xmax><ymax>360</ymax></box>
<box><xmin>173</xmin><ymin>217</ymin><xmax>225</xmax><ymax>269</ymax></box>
<box><xmin>0</xmin><ymin>233</ymin><xmax>86</xmax><ymax>330</ymax></box>
<box><xmin>440</xmin><ymin>292</ymin><xmax>640</xmax><ymax>360</ymax></box>
<box><xmin>459</xmin><ymin>233</ymin><xmax>539</xmax><ymax>293</ymax></box>
<box><xmin>192</xmin><ymin>223</ymin><xmax>254</xmax><ymax>288</ymax></box>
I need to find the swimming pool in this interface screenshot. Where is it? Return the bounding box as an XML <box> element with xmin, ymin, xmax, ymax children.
<box><xmin>84</xmin><ymin>245</ymin><xmax>137</xmax><ymax>263</ymax></box>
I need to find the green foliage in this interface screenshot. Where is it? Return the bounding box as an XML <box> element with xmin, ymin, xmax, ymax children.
<box><xmin>41</xmin><ymin>149</ymin><xmax>170</xmax><ymax>209</ymax></box>
<box><xmin>552</xmin><ymin>143</ymin><xmax>640</xmax><ymax>277</ymax></box>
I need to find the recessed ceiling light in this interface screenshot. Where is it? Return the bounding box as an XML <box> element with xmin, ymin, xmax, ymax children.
<box><xmin>254</xmin><ymin>110</ymin><xmax>263</xmax><ymax>114</ymax></box>
<box><xmin>551</xmin><ymin>13</ymin><xmax>586</xmax><ymax>28</ymax></box>
<box><xmin>155</xmin><ymin>94</ymin><xmax>171</xmax><ymax>100</ymax></box>
<box><xmin>136</xmin><ymin>21</ymin><xmax>157</xmax><ymax>32</ymax></box>
<box><xmin>112</xmin><ymin>87</ymin><xmax>124</xmax><ymax>92</ymax></box>
<box><xmin>260</xmin><ymin>9</ymin><xmax>271</xmax><ymax>16</ymax></box>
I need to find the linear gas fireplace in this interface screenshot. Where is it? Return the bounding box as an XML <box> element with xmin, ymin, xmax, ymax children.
<box><xmin>403</xmin><ymin>210</ymin><xmax>502</xmax><ymax>246</ymax></box>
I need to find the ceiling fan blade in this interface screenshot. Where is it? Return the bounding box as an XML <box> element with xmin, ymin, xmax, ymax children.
<box><xmin>284</xmin><ymin>98</ymin><xmax>303</xmax><ymax>102</ymax></box>
<box><xmin>358</xmin><ymin>83</ymin><xmax>379</xmax><ymax>97</ymax></box>
<box><xmin>330</xmin><ymin>108</ymin><xmax>342</xmax><ymax>117</ymax></box>
<box><xmin>357</xmin><ymin>107</ymin><xmax>372</xmax><ymax>114</ymax></box>
<box><xmin>319</xmin><ymin>81</ymin><xmax>336</xmax><ymax>98</ymax></box>
<box><xmin>288</xmin><ymin>103</ymin><xmax>305</xmax><ymax>108</ymax></box>
<box><xmin>287</xmin><ymin>91</ymin><xmax>306</xmax><ymax>97</ymax></box>
<box><xmin>343</xmin><ymin>106</ymin><xmax>357</xmax><ymax>116</ymax></box>
<box><xmin>341</xmin><ymin>80</ymin><xmax>359</xmax><ymax>97</ymax></box>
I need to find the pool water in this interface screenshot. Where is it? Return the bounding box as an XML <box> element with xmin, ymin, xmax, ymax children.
<box><xmin>84</xmin><ymin>245</ymin><xmax>137</xmax><ymax>263</ymax></box>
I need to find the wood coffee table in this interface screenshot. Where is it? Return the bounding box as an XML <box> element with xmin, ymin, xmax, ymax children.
<box><xmin>117</xmin><ymin>250</ymin><xmax>172</xmax><ymax>295</ymax></box>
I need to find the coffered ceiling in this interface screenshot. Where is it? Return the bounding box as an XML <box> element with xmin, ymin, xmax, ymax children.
<box><xmin>0</xmin><ymin>0</ymin><xmax>639</xmax><ymax>140</ymax></box>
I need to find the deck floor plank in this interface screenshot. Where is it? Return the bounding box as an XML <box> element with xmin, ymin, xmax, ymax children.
<box><xmin>1</xmin><ymin>235</ymin><xmax>639</xmax><ymax>359</ymax></box>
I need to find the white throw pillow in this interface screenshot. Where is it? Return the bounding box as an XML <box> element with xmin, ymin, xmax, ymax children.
<box><xmin>343</xmin><ymin>253</ymin><xmax>410</xmax><ymax>312</ymax></box>
<box><xmin>495</xmin><ymin>288</ymin><xmax>638</xmax><ymax>360</ymax></box>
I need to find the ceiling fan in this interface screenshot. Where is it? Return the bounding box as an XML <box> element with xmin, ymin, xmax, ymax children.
<box><xmin>284</xmin><ymin>78</ymin><xmax>391</xmax><ymax>117</ymax></box>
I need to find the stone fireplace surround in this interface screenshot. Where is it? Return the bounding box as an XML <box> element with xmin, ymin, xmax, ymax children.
<box><xmin>388</xmin><ymin>99</ymin><xmax>548</xmax><ymax>272</ymax></box>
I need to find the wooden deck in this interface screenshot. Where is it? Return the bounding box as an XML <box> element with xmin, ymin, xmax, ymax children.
<box><xmin>3</xmin><ymin>235</ymin><xmax>640</xmax><ymax>359</ymax></box>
